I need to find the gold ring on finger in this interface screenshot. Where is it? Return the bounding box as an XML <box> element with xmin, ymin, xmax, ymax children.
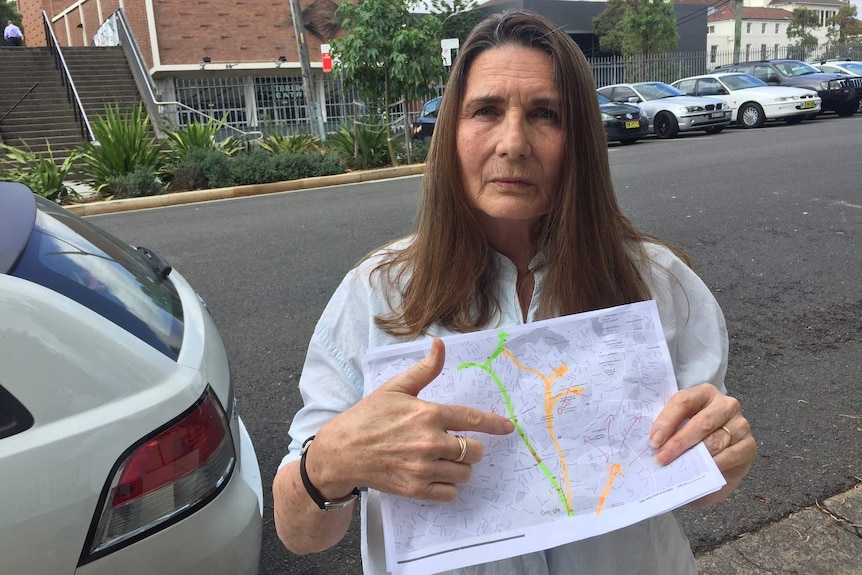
<box><xmin>453</xmin><ymin>435</ymin><xmax>468</xmax><ymax>463</ymax></box>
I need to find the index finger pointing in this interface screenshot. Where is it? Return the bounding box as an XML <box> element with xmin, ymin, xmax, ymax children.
<box><xmin>441</xmin><ymin>404</ymin><xmax>515</xmax><ymax>436</ymax></box>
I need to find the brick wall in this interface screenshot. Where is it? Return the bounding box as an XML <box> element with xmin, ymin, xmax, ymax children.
<box><xmin>154</xmin><ymin>0</ymin><xmax>301</xmax><ymax>66</ymax></box>
<box><xmin>17</xmin><ymin>0</ymin><xmax>47</xmax><ymax>46</ymax></box>
<box><xmin>16</xmin><ymin>0</ymin><xmax>350</xmax><ymax>68</ymax></box>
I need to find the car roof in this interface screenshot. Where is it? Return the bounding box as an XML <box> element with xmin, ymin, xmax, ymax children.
<box><xmin>676</xmin><ymin>72</ymin><xmax>745</xmax><ymax>81</ymax></box>
<box><xmin>0</xmin><ymin>182</ymin><xmax>36</xmax><ymax>274</ymax></box>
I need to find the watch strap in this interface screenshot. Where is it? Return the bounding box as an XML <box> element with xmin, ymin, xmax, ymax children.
<box><xmin>300</xmin><ymin>436</ymin><xmax>360</xmax><ymax>511</ymax></box>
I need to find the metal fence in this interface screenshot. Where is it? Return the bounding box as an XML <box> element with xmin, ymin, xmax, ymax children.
<box><xmin>166</xmin><ymin>43</ymin><xmax>862</xmax><ymax>138</ymax></box>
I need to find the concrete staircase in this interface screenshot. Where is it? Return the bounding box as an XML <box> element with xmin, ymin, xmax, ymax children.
<box><xmin>61</xmin><ymin>46</ymin><xmax>146</xmax><ymax>123</ymax></box>
<box><xmin>0</xmin><ymin>47</ymin><xmax>88</xmax><ymax>163</ymax></box>
<box><xmin>0</xmin><ymin>46</ymin><xmax>146</xmax><ymax>167</ymax></box>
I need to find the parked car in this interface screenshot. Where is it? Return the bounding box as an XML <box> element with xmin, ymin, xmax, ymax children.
<box><xmin>411</xmin><ymin>96</ymin><xmax>442</xmax><ymax>140</ymax></box>
<box><xmin>598</xmin><ymin>93</ymin><xmax>649</xmax><ymax>144</ymax></box>
<box><xmin>597</xmin><ymin>82</ymin><xmax>731</xmax><ymax>139</ymax></box>
<box><xmin>0</xmin><ymin>182</ymin><xmax>263</xmax><ymax>574</ymax></box>
<box><xmin>713</xmin><ymin>59</ymin><xmax>861</xmax><ymax>117</ymax></box>
<box><xmin>671</xmin><ymin>72</ymin><xmax>821</xmax><ymax>128</ymax></box>
<box><xmin>813</xmin><ymin>59</ymin><xmax>862</xmax><ymax>77</ymax></box>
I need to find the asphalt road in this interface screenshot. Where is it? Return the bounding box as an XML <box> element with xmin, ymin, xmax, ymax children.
<box><xmin>91</xmin><ymin>114</ymin><xmax>862</xmax><ymax>575</ymax></box>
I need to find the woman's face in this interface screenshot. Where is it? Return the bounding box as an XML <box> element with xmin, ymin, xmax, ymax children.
<box><xmin>456</xmin><ymin>45</ymin><xmax>564</xmax><ymax>231</ymax></box>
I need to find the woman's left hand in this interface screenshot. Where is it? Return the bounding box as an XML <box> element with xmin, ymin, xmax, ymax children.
<box><xmin>649</xmin><ymin>382</ymin><xmax>757</xmax><ymax>506</ymax></box>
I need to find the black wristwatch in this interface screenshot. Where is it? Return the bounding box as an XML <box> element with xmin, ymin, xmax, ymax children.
<box><xmin>300</xmin><ymin>436</ymin><xmax>360</xmax><ymax>511</ymax></box>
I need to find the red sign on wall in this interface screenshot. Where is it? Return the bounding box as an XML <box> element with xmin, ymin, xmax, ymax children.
<box><xmin>321</xmin><ymin>43</ymin><xmax>332</xmax><ymax>73</ymax></box>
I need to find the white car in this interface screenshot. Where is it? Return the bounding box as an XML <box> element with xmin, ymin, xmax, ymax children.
<box><xmin>597</xmin><ymin>81</ymin><xmax>731</xmax><ymax>139</ymax></box>
<box><xmin>813</xmin><ymin>59</ymin><xmax>862</xmax><ymax>77</ymax></box>
<box><xmin>0</xmin><ymin>182</ymin><xmax>263</xmax><ymax>574</ymax></box>
<box><xmin>671</xmin><ymin>73</ymin><xmax>821</xmax><ymax>128</ymax></box>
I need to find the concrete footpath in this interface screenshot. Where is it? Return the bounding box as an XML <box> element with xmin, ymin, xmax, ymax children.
<box><xmin>65</xmin><ymin>167</ymin><xmax>862</xmax><ymax>574</ymax></box>
<box><xmin>696</xmin><ymin>484</ymin><xmax>862</xmax><ymax>574</ymax></box>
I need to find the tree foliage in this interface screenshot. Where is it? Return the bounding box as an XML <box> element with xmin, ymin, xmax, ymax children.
<box><xmin>593</xmin><ymin>0</ymin><xmax>635</xmax><ymax>54</ymax></box>
<box><xmin>594</xmin><ymin>0</ymin><xmax>678</xmax><ymax>56</ymax></box>
<box><xmin>427</xmin><ymin>0</ymin><xmax>481</xmax><ymax>46</ymax></box>
<box><xmin>826</xmin><ymin>3</ymin><xmax>862</xmax><ymax>48</ymax></box>
<box><xmin>330</xmin><ymin>0</ymin><xmax>444</xmax><ymax>166</ymax></box>
<box><xmin>787</xmin><ymin>7</ymin><xmax>820</xmax><ymax>56</ymax></box>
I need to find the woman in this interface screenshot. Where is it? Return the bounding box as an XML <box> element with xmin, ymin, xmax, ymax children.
<box><xmin>273</xmin><ymin>10</ymin><xmax>756</xmax><ymax>574</ymax></box>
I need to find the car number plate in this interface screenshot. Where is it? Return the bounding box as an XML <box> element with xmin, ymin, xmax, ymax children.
<box><xmin>625</xmin><ymin>120</ymin><xmax>640</xmax><ymax>129</ymax></box>
<box><xmin>802</xmin><ymin>101</ymin><xmax>816</xmax><ymax>109</ymax></box>
<box><xmin>710</xmin><ymin>112</ymin><xmax>725</xmax><ymax>118</ymax></box>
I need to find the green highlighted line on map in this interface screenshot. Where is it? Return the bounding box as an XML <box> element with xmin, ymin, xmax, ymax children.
<box><xmin>457</xmin><ymin>331</ymin><xmax>574</xmax><ymax>516</ymax></box>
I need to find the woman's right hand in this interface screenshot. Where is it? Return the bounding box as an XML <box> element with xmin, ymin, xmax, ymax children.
<box><xmin>304</xmin><ymin>338</ymin><xmax>516</xmax><ymax>503</ymax></box>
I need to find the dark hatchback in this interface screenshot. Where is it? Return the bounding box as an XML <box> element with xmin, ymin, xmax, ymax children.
<box><xmin>598</xmin><ymin>93</ymin><xmax>649</xmax><ymax>144</ymax></box>
<box><xmin>411</xmin><ymin>96</ymin><xmax>442</xmax><ymax>140</ymax></box>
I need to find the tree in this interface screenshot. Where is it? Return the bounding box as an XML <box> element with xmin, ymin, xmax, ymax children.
<box><xmin>1</xmin><ymin>2</ymin><xmax>23</xmax><ymax>47</ymax></box>
<box><xmin>593</xmin><ymin>0</ymin><xmax>636</xmax><ymax>54</ymax></box>
<box><xmin>330</xmin><ymin>0</ymin><xmax>444</xmax><ymax>166</ymax></box>
<box><xmin>593</xmin><ymin>0</ymin><xmax>678</xmax><ymax>56</ymax></box>
<box><xmin>826</xmin><ymin>3</ymin><xmax>862</xmax><ymax>52</ymax></box>
<box><xmin>428</xmin><ymin>0</ymin><xmax>481</xmax><ymax>46</ymax></box>
<box><xmin>786</xmin><ymin>7</ymin><xmax>820</xmax><ymax>59</ymax></box>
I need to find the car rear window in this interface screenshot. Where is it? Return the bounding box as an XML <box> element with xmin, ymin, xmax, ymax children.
<box><xmin>9</xmin><ymin>199</ymin><xmax>184</xmax><ymax>360</ymax></box>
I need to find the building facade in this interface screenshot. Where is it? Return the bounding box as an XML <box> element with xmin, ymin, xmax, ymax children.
<box><xmin>15</xmin><ymin>0</ymin><xmax>714</xmax><ymax>134</ymax></box>
<box><xmin>706</xmin><ymin>0</ymin><xmax>852</xmax><ymax>65</ymax></box>
<box><xmin>15</xmin><ymin>0</ymin><xmax>358</xmax><ymax>136</ymax></box>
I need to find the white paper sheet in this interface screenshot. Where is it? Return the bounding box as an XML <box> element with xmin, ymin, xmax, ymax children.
<box><xmin>362</xmin><ymin>300</ymin><xmax>726</xmax><ymax>575</ymax></box>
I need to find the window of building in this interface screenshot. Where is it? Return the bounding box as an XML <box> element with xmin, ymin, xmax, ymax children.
<box><xmin>708</xmin><ymin>25</ymin><xmax>714</xmax><ymax>33</ymax></box>
<box><xmin>710</xmin><ymin>44</ymin><xmax>718</xmax><ymax>63</ymax></box>
<box><xmin>174</xmin><ymin>76</ymin><xmax>248</xmax><ymax>134</ymax></box>
<box><xmin>761</xmin><ymin>44</ymin><xmax>767</xmax><ymax>59</ymax></box>
<box><xmin>746</xmin><ymin>22</ymin><xmax>752</xmax><ymax>33</ymax></box>
<box><xmin>775</xmin><ymin>23</ymin><xmax>780</xmax><ymax>34</ymax></box>
<box><xmin>745</xmin><ymin>44</ymin><xmax>751</xmax><ymax>60</ymax></box>
<box><xmin>761</xmin><ymin>23</ymin><xmax>767</xmax><ymax>34</ymax></box>
<box><xmin>774</xmin><ymin>44</ymin><xmax>780</xmax><ymax>57</ymax></box>
<box><xmin>254</xmin><ymin>76</ymin><xmax>307</xmax><ymax>135</ymax></box>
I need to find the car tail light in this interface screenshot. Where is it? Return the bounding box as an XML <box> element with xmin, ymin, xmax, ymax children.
<box><xmin>80</xmin><ymin>387</ymin><xmax>235</xmax><ymax>564</ymax></box>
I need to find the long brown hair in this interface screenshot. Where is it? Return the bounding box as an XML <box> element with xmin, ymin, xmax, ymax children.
<box><xmin>372</xmin><ymin>10</ymin><xmax>690</xmax><ymax>338</ymax></box>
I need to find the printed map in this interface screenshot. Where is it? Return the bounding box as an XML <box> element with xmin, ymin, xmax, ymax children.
<box><xmin>362</xmin><ymin>301</ymin><xmax>725</xmax><ymax>575</ymax></box>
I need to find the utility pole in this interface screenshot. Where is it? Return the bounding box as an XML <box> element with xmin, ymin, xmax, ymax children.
<box><xmin>733</xmin><ymin>0</ymin><xmax>743</xmax><ymax>63</ymax></box>
<box><xmin>288</xmin><ymin>0</ymin><xmax>327</xmax><ymax>140</ymax></box>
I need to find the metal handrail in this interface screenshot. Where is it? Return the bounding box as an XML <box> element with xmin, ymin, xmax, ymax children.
<box><xmin>112</xmin><ymin>8</ymin><xmax>262</xmax><ymax>142</ymax></box>
<box><xmin>41</xmin><ymin>10</ymin><xmax>95</xmax><ymax>143</ymax></box>
<box><xmin>0</xmin><ymin>82</ymin><xmax>39</xmax><ymax>125</ymax></box>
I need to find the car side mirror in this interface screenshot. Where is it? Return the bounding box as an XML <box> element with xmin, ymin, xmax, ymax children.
<box><xmin>627</xmin><ymin>96</ymin><xmax>640</xmax><ymax>104</ymax></box>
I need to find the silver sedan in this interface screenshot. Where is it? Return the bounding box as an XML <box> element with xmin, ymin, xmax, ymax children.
<box><xmin>597</xmin><ymin>82</ymin><xmax>732</xmax><ymax>139</ymax></box>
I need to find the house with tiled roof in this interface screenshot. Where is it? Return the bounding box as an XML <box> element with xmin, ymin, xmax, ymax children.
<box><xmin>705</xmin><ymin>0</ymin><xmax>852</xmax><ymax>65</ymax></box>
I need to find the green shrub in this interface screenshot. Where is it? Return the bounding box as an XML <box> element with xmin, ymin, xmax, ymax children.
<box><xmin>0</xmin><ymin>140</ymin><xmax>81</xmax><ymax>202</ymax></box>
<box><xmin>162</xmin><ymin>115</ymin><xmax>244</xmax><ymax>162</ymax></box>
<box><xmin>105</xmin><ymin>166</ymin><xmax>165</xmax><ymax>199</ymax></box>
<box><xmin>162</xmin><ymin>148</ymin><xmax>346</xmax><ymax>191</ymax></box>
<box><xmin>326</xmin><ymin>116</ymin><xmax>390</xmax><ymax>170</ymax></box>
<box><xmin>271</xmin><ymin>152</ymin><xmax>347</xmax><ymax>180</ymax></box>
<box><xmin>258</xmin><ymin>132</ymin><xmax>323</xmax><ymax>155</ymax></box>
<box><xmin>164</xmin><ymin>148</ymin><xmax>232</xmax><ymax>191</ymax></box>
<box><xmin>79</xmin><ymin>103</ymin><xmax>163</xmax><ymax>192</ymax></box>
<box><xmin>407</xmin><ymin>139</ymin><xmax>430</xmax><ymax>164</ymax></box>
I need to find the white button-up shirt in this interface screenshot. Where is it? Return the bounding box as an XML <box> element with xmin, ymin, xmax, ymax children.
<box><xmin>283</xmin><ymin>240</ymin><xmax>728</xmax><ymax>574</ymax></box>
